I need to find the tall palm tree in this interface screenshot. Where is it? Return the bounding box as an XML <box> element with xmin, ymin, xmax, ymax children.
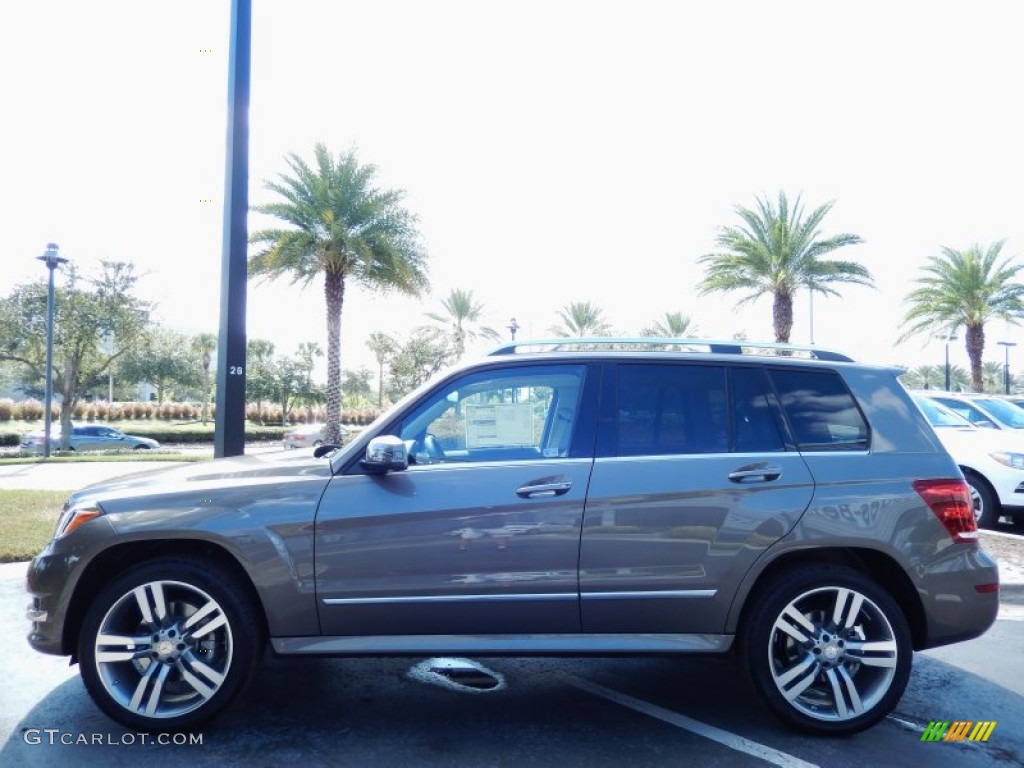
<box><xmin>698</xmin><ymin>192</ymin><xmax>872</xmax><ymax>343</ymax></box>
<box><xmin>641</xmin><ymin>311</ymin><xmax>697</xmax><ymax>338</ymax></box>
<box><xmin>366</xmin><ymin>331</ymin><xmax>396</xmax><ymax>408</ymax></box>
<box><xmin>250</xmin><ymin>144</ymin><xmax>428</xmax><ymax>443</ymax></box>
<box><xmin>191</xmin><ymin>333</ymin><xmax>217</xmax><ymax>424</ymax></box>
<box><xmin>900</xmin><ymin>242</ymin><xmax>1024</xmax><ymax>392</ymax></box>
<box><xmin>427</xmin><ymin>288</ymin><xmax>499</xmax><ymax>356</ymax></box>
<box><xmin>549</xmin><ymin>301</ymin><xmax>611</xmax><ymax>337</ymax></box>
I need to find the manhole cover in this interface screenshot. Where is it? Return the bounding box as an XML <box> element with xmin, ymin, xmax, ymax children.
<box><xmin>408</xmin><ymin>658</ymin><xmax>506</xmax><ymax>693</ymax></box>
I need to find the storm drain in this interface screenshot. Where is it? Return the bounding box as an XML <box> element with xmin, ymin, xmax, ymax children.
<box><xmin>408</xmin><ymin>658</ymin><xmax>506</xmax><ymax>693</ymax></box>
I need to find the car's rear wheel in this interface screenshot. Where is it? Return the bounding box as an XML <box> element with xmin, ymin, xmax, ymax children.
<box><xmin>742</xmin><ymin>565</ymin><xmax>912</xmax><ymax>735</ymax></box>
<box><xmin>133</xmin><ymin>444</ymin><xmax>151</xmax><ymax>451</ymax></box>
<box><xmin>78</xmin><ymin>558</ymin><xmax>263</xmax><ymax>730</ymax></box>
<box><xmin>963</xmin><ymin>470</ymin><xmax>998</xmax><ymax>529</ymax></box>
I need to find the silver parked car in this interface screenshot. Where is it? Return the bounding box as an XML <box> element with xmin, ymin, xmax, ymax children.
<box><xmin>26</xmin><ymin>339</ymin><xmax>999</xmax><ymax>735</ymax></box>
<box><xmin>21</xmin><ymin>424</ymin><xmax>160</xmax><ymax>452</ymax></box>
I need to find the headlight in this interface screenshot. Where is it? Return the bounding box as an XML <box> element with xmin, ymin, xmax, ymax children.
<box><xmin>989</xmin><ymin>451</ymin><xmax>1024</xmax><ymax>469</ymax></box>
<box><xmin>54</xmin><ymin>502</ymin><xmax>104</xmax><ymax>539</ymax></box>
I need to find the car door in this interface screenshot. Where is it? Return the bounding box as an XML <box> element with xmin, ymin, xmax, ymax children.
<box><xmin>315</xmin><ymin>363</ymin><xmax>598</xmax><ymax>637</ymax></box>
<box><xmin>71</xmin><ymin>426</ymin><xmax>101</xmax><ymax>450</ymax></box>
<box><xmin>579</xmin><ymin>363</ymin><xmax>815</xmax><ymax>634</ymax></box>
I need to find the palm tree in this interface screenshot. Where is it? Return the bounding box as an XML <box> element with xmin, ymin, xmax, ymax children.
<box><xmin>982</xmin><ymin>361</ymin><xmax>1005</xmax><ymax>393</ymax></box>
<box><xmin>250</xmin><ymin>144</ymin><xmax>428</xmax><ymax>443</ymax></box>
<box><xmin>900</xmin><ymin>242</ymin><xmax>1024</xmax><ymax>392</ymax></box>
<box><xmin>191</xmin><ymin>333</ymin><xmax>217</xmax><ymax>424</ymax></box>
<box><xmin>427</xmin><ymin>288</ymin><xmax>499</xmax><ymax>356</ymax></box>
<box><xmin>549</xmin><ymin>301</ymin><xmax>611</xmax><ymax>337</ymax></box>
<box><xmin>899</xmin><ymin>364</ymin><xmax>942</xmax><ymax>390</ymax></box>
<box><xmin>641</xmin><ymin>311</ymin><xmax>697</xmax><ymax>338</ymax></box>
<box><xmin>698</xmin><ymin>192</ymin><xmax>872</xmax><ymax>343</ymax></box>
<box><xmin>366</xmin><ymin>331</ymin><xmax>396</xmax><ymax>408</ymax></box>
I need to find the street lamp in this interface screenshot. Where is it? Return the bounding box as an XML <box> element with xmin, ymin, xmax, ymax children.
<box><xmin>936</xmin><ymin>330</ymin><xmax>957</xmax><ymax>391</ymax></box>
<box><xmin>36</xmin><ymin>243</ymin><xmax>68</xmax><ymax>458</ymax></box>
<box><xmin>507</xmin><ymin>317</ymin><xmax>520</xmax><ymax>341</ymax></box>
<box><xmin>998</xmin><ymin>341</ymin><xmax>1017</xmax><ymax>394</ymax></box>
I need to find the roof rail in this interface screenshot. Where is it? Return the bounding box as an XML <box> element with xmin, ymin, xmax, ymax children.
<box><xmin>486</xmin><ymin>337</ymin><xmax>854</xmax><ymax>362</ymax></box>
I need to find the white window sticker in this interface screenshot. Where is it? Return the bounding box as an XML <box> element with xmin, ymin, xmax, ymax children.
<box><xmin>464</xmin><ymin>403</ymin><xmax>534</xmax><ymax>448</ymax></box>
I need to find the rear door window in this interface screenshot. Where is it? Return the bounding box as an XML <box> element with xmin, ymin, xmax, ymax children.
<box><xmin>769</xmin><ymin>368</ymin><xmax>869</xmax><ymax>451</ymax></box>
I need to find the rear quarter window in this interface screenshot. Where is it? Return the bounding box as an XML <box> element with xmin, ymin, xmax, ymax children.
<box><xmin>770</xmin><ymin>368</ymin><xmax>869</xmax><ymax>451</ymax></box>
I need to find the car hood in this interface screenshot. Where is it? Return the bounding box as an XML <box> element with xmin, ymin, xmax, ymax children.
<box><xmin>931</xmin><ymin>425</ymin><xmax>1024</xmax><ymax>462</ymax></box>
<box><xmin>67</xmin><ymin>451</ymin><xmax>334</xmax><ymax>507</ymax></box>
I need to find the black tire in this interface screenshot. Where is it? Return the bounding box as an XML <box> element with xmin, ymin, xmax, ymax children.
<box><xmin>741</xmin><ymin>565</ymin><xmax>912</xmax><ymax>735</ymax></box>
<box><xmin>133</xmin><ymin>444</ymin><xmax>150</xmax><ymax>451</ymax></box>
<box><xmin>77</xmin><ymin>558</ymin><xmax>263</xmax><ymax>731</ymax></box>
<box><xmin>963</xmin><ymin>470</ymin><xmax>999</xmax><ymax>529</ymax></box>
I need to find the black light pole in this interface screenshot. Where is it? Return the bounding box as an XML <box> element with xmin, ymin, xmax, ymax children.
<box><xmin>998</xmin><ymin>341</ymin><xmax>1017</xmax><ymax>394</ymax></box>
<box><xmin>944</xmin><ymin>340</ymin><xmax>951</xmax><ymax>391</ymax></box>
<box><xmin>941</xmin><ymin>331</ymin><xmax>957</xmax><ymax>391</ymax></box>
<box><xmin>36</xmin><ymin>243</ymin><xmax>68</xmax><ymax>458</ymax></box>
<box><xmin>508</xmin><ymin>317</ymin><xmax>520</xmax><ymax>341</ymax></box>
<box><xmin>215</xmin><ymin>0</ymin><xmax>252</xmax><ymax>458</ymax></box>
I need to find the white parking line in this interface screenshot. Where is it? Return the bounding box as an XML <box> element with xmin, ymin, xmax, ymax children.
<box><xmin>564</xmin><ymin>675</ymin><xmax>820</xmax><ymax>768</ymax></box>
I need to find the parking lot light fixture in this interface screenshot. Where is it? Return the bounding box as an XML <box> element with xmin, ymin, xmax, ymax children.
<box><xmin>36</xmin><ymin>243</ymin><xmax>68</xmax><ymax>459</ymax></box>
<box><xmin>998</xmin><ymin>341</ymin><xmax>1017</xmax><ymax>394</ymax></box>
<box><xmin>935</xmin><ymin>330</ymin><xmax>957</xmax><ymax>391</ymax></box>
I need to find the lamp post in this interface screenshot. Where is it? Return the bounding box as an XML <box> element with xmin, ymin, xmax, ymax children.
<box><xmin>998</xmin><ymin>341</ymin><xmax>1017</xmax><ymax>394</ymax></box>
<box><xmin>937</xmin><ymin>330</ymin><xmax>958</xmax><ymax>391</ymax></box>
<box><xmin>507</xmin><ymin>317</ymin><xmax>520</xmax><ymax>341</ymax></box>
<box><xmin>36</xmin><ymin>243</ymin><xmax>68</xmax><ymax>458</ymax></box>
<box><xmin>942</xmin><ymin>331</ymin><xmax>958</xmax><ymax>391</ymax></box>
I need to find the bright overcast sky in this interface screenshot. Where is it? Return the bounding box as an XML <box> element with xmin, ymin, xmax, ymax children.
<box><xmin>3</xmin><ymin>0</ymin><xmax>1023</xmax><ymax>376</ymax></box>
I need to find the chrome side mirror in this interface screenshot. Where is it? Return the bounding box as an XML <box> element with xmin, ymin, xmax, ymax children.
<box><xmin>361</xmin><ymin>435</ymin><xmax>408</xmax><ymax>473</ymax></box>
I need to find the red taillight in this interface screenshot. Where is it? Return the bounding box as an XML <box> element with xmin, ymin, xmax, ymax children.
<box><xmin>912</xmin><ymin>479</ymin><xmax>979</xmax><ymax>543</ymax></box>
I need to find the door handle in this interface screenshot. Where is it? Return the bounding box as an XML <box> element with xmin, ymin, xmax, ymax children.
<box><xmin>516</xmin><ymin>480</ymin><xmax>573</xmax><ymax>498</ymax></box>
<box><xmin>728</xmin><ymin>464</ymin><xmax>782</xmax><ymax>483</ymax></box>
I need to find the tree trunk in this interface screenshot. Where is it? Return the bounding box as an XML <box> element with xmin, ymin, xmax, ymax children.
<box><xmin>772</xmin><ymin>290</ymin><xmax>794</xmax><ymax>343</ymax></box>
<box><xmin>966</xmin><ymin>323</ymin><xmax>985</xmax><ymax>393</ymax></box>
<box><xmin>324</xmin><ymin>270</ymin><xmax>346</xmax><ymax>444</ymax></box>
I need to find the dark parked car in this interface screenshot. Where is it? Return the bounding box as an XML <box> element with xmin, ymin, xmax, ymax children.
<box><xmin>26</xmin><ymin>339</ymin><xmax>998</xmax><ymax>735</ymax></box>
<box><xmin>21</xmin><ymin>425</ymin><xmax>160</xmax><ymax>452</ymax></box>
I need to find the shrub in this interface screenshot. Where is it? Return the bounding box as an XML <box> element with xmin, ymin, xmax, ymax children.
<box><xmin>72</xmin><ymin>402</ymin><xmax>86</xmax><ymax>419</ymax></box>
<box><xmin>0</xmin><ymin>432</ymin><xmax>21</xmax><ymax>446</ymax></box>
<box><xmin>0</xmin><ymin>399</ymin><xmax>13</xmax><ymax>421</ymax></box>
<box><xmin>94</xmin><ymin>402</ymin><xmax>109</xmax><ymax>421</ymax></box>
<box><xmin>20</xmin><ymin>399</ymin><xmax>43</xmax><ymax>420</ymax></box>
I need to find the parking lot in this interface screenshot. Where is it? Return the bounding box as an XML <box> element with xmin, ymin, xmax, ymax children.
<box><xmin>1</xmin><ymin>557</ymin><xmax>1022</xmax><ymax>767</ymax></box>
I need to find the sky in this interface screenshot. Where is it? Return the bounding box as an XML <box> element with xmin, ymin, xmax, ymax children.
<box><xmin>3</xmin><ymin>0</ymin><xmax>1024</xmax><ymax>381</ymax></box>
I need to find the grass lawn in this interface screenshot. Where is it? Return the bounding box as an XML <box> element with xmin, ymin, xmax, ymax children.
<box><xmin>0</xmin><ymin>489</ymin><xmax>72</xmax><ymax>562</ymax></box>
<box><xmin>0</xmin><ymin>452</ymin><xmax>210</xmax><ymax>466</ymax></box>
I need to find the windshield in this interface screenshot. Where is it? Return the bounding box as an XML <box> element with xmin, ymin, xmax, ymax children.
<box><xmin>975</xmin><ymin>397</ymin><xmax>1024</xmax><ymax>427</ymax></box>
<box><xmin>914</xmin><ymin>396</ymin><xmax>974</xmax><ymax>428</ymax></box>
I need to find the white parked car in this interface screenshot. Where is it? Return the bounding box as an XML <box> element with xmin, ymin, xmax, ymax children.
<box><xmin>914</xmin><ymin>394</ymin><xmax>1024</xmax><ymax>527</ymax></box>
<box><xmin>925</xmin><ymin>391</ymin><xmax>1024</xmax><ymax>431</ymax></box>
<box><xmin>282</xmin><ymin>422</ymin><xmax>347</xmax><ymax>449</ymax></box>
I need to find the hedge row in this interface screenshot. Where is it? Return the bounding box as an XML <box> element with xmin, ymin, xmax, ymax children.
<box><xmin>0</xmin><ymin>399</ymin><xmax>381</xmax><ymax>426</ymax></box>
<box><xmin>0</xmin><ymin>433</ymin><xmax>19</xmax><ymax>447</ymax></box>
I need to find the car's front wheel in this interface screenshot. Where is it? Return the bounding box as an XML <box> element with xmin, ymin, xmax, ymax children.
<box><xmin>77</xmin><ymin>558</ymin><xmax>263</xmax><ymax>730</ymax></box>
<box><xmin>742</xmin><ymin>565</ymin><xmax>912</xmax><ymax>735</ymax></box>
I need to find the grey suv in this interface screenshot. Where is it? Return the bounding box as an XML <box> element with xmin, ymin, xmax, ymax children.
<box><xmin>26</xmin><ymin>339</ymin><xmax>999</xmax><ymax>735</ymax></box>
